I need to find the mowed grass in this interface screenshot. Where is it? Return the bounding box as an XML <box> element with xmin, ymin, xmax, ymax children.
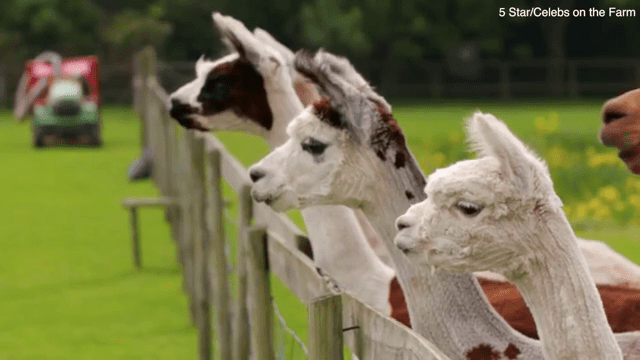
<box><xmin>1</xmin><ymin>101</ymin><xmax>639</xmax><ymax>359</ymax></box>
<box><xmin>0</xmin><ymin>108</ymin><xmax>198</xmax><ymax>359</ymax></box>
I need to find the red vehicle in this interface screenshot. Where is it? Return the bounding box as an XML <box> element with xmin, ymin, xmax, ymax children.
<box><xmin>14</xmin><ymin>52</ymin><xmax>102</xmax><ymax>147</ymax></box>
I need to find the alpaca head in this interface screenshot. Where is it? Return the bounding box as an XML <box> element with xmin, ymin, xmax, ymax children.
<box><xmin>248</xmin><ymin>49</ymin><xmax>420</xmax><ymax>212</ymax></box>
<box><xmin>168</xmin><ymin>13</ymin><xmax>305</xmax><ymax>134</ymax></box>
<box><xmin>394</xmin><ymin>112</ymin><xmax>563</xmax><ymax>277</ymax></box>
<box><xmin>599</xmin><ymin>88</ymin><xmax>640</xmax><ymax>174</ymax></box>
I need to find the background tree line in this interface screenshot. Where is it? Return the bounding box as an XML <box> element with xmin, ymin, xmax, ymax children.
<box><xmin>1</xmin><ymin>0</ymin><xmax>639</xmax><ymax>99</ymax></box>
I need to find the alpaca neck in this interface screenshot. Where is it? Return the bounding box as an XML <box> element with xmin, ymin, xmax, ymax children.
<box><xmin>511</xmin><ymin>215</ymin><xmax>621</xmax><ymax>360</ymax></box>
<box><xmin>260</xmin><ymin>83</ymin><xmax>396</xmax><ymax>316</ymax></box>
<box><xmin>360</xmin><ymin>157</ymin><xmax>545</xmax><ymax>359</ymax></box>
<box><xmin>301</xmin><ymin>205</ymin><xmax>395</xmax><ymax>314</ymax></box>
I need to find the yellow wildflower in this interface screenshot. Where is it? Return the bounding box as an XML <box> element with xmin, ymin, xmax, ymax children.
<box><xmin>593</xmin><ymin>205</ymin><xmax>611</xmax><ymax>220</ymax></box>
<box><xmin>597</xmin><ymin>185</ymin><xmax>620</xmax><ymax>202</ymax></box>
<box><xmin>628</xmin><ymin>194</ymin><xmax>640</xmax><ymax>208</ymax></box>
<box><xmin>587</xmin><ymin>198</ymin><xmax>603</xmax><ymax>210</ymax></box>
<box><xmin>573</xmin><ymin>203</ymin><xmax>588</xmax><ymax>220</ymax></box>
<box><xmin>546</xmin><ymin>146</ymin><xmax>570</xmax><ymax>168</ymax></box>
<box><xmin>534</xmin><ymin>113</ymin><xmax>559</xmax><ymax>135</ymax></box>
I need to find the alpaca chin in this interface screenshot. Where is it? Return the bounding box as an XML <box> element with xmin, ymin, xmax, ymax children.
<box><xmin>268</xmin><ymin>191</ymin><xmax>299</xmax><ymax>212</ymax></box>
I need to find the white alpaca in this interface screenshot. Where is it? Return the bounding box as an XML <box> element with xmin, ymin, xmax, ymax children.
<box><xmin>248</xmin><ymin>51</ymin><xmax>640</xmax><ymax>359</ymax></box>
<box><xmin>168</xmin><ymin>13</ymin><xmax>403</xmax><ymax>321</ymax></box>
<box><xmin>394</xmin><ymin>112</ymin><xmax>629</xmax><ymax>359</ymax></box>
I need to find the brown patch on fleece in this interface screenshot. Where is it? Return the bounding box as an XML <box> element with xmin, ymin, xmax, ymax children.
<box><xmin>197</xmin><ymin>60</ymin><xmax>273</xmax><ymax>130</ymax></box>
<box><xmin>369</xmin><ymin>102</ymin><xmax>409</xmax><ymax>169</ymax></box>
<box><xmin>466</xmin><ymin>344</ymin><xmax>501</xmax><ymax>360</ymax></box>
<box><xmin>478</xmin><ymin>278</ymin><xmax>640</xmax><ymax>340</ymax></box>
<box><xmin>388</xmin><ymin>277</ymin><xmax>411</xmax><ymax>328</ymax></box>
<box><xmin>478</xmin><ymin>278</ymin><xmax>538</xmax><ymax>339</ymax></box>
<box><xmin>312</xmin><ymin>98</ymin><xmax>343</xmax><ymax>129</ymax></box>
<box><xmin>503</xmin><ymin>343</ymin><xmax>521</xmax><ymax>359</ymax></box>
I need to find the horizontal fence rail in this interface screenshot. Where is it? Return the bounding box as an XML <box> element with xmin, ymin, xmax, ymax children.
<box><xmin>132</xmin><ymin>46</ymin><xmax>451</xmax><ymax>360</ymax></box>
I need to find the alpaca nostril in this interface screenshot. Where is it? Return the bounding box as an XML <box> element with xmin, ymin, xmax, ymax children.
<box><xmin>168</xmin><ymin>98</ymin><xmax>209</xmax><ymax>131</ymax></box>
<box><xmin>396</xmin><ymin>221</ymin><xmax>411</xmax><ymax>232</ymax></box>
<box><xmin>395</xmin><ymin>216</ymin><xmax>414</xmax><ymax>232</ymax></box>
<box><xmin>602</xmin><ymin>101</ymin><xmax>628</xmax><ymax>124</ymax></box>
<box><xmin>603</xmin><ymin>109</ymin><xmax>626</xmax><ymax>124</ymax></box>
<box><xmin>169</xmin><ymin>98</ymin><xmax>194</xmax><ymax>120</ymax></box>
<box><xmin>249</xmin><ymin>168</ymin><xmax>266</xmax><ymax>183</ymax></box>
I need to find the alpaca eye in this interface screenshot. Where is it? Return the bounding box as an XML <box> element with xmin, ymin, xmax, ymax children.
<box><xmin>200</xmin><ymin>78</ymin><xmax>232</xmax><ymax>102</ymax></box>
<box><xmin>456</xmin><ymin>200</ymin><xmax>483</xmax><ymax>217</ymax></box>
<box><xmin>301</xmin><ymin>138</ymin><xmax>328</xmax><ymax>156</ymax></box>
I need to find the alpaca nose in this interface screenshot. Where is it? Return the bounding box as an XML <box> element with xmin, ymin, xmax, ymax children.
<box><xmin>169</xmin><ymin>97</ymin><xmax>209</xmax><ymax>131</ymax></box>
<box><xmin>601</xmin><ymin>89</ymin><xmax>640</xmax><ymax>124</ymax></box>
<box><xmin>395</xmin><ymin>236</ymin><xmax>416</xmax><ymax>254</ymax></box>
<box><xmin>395</xmin><ymin>215</ymin><xmax>415</xmax><ymax>232</ymax></box>
<box><xmin>249</xmin><ymin>168</ymin><xmax>266</xmax><ymax>183</ymax></box>
<box><xmin>169</xmin><ymin>98</ymin><xmax>193</xmax><ymax>120</ymax></box>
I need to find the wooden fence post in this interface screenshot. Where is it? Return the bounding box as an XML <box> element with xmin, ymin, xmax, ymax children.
<box><xmin>129</xmin><ymin>207</ymin><xmax>141</xmax><ymax>269</ymax></box>
<box><xmin>206</xmin><ymin>147</ymin><xmax>232</xmax><ymax>360</ymax></box>
<box><xmin>233</xmin><ymin>185</ymin><xmax>252</xmax><ymax>360</ymax></box>
<box><xmin>180</xmin><ymin>132</ymin><xmax>197</xmax><ymax>324</ymax></box>
<box><xmin>246</xmin><ymin>226</ymin><xmax>274</xmax><ymax>360</ymax></box>
<box><xmin>189</xmin><ymin>132</ymin><xmax>211</xmax><ymax>360</ymax></box>
<box><xmin>308</xmin><ymin>295</ymin><xmax>343</xmax><ymax>360</ymax></box>
<box><xmin>141</xmin><ymin>46</ymin><xmax>156</xmax><ymax>151</ymax></box>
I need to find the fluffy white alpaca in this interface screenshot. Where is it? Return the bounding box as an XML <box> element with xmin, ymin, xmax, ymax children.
<box><xmin>167</xmin><ymin>13</ymin><xmax>405</xmax><ymax>322</ymax></box>
<box><xmin>249</xmin><ymin>51</ymin><xmax>640</xmax><ymax>359</ymax></box>
<box><xmin>394</xmin><ymin>112</ymin><xmax>629</xmax><ymax>359</ymax></box>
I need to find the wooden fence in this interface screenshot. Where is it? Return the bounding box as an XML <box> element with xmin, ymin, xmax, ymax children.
<box><xmin>129</xmin><ymin>46</ymin><xmax>450</xmax><ymax>360</ymax></box>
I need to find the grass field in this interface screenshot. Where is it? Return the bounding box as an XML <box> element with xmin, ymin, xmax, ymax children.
<box><xmin>1</xmin><ymin>102</ymin><xmax>639</xmax><ymax>359</ymax></box>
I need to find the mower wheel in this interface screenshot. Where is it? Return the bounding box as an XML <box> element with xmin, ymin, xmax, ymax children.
<box><xmin>88</xmin><ymin>122</ymin><xmax>102</xmax><ymax>147</ymax></box>
<box><xmin>33</xmin><ymin>123</ymin><xmax>45</xmax><ymax>147</ymax></box>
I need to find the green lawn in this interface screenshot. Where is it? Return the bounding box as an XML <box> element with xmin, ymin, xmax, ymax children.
<box><xmin>1</xmin><ymin>102</ymin><xmax>639</xmax><ymax>359</ymax></box>
<box><xmin>0</xmin><ymin>108</ymin><xmax>197</xmax><ymax>359</ymax></box>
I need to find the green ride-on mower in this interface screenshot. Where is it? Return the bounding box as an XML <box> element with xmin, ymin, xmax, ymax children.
<box><xmin>14</xmin><ymin>52</ymin><xmax>102</xmax><ymax>147</ymax></box>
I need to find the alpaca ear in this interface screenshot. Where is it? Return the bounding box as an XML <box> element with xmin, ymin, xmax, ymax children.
<box><xmin>212</xmin><ymin>13</ymin><xmax>282</xmax><ymax>68</ymax></box>
<box><xmin>466</xmin><ymin>112</ymin><xmax>546</xmax><ymax>192</ymax></box>
<box><xmin>312</xmin><ymin>51</ymin><xmax>392</xmax><ymax>112</ymax></box>
<box><xmin>252</xmin><ymin>28</ymin><xmax>295</xmax><ymax>64</ymax></box>
<box><xmin>294</xmin><ymin>49</ymin><xmax>392</xmax><ymax>143</ymax></box>
<box><xmin>195</xmin><ymin>55</ymin><xmax>207</xmax><ymax>77</ymax></box>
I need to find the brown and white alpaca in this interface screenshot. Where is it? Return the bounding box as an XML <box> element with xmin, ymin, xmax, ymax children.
<box><xmin>248</xmin><ymin>51</ymin><xmax>640</xmax><ymax>359</ymax></box>
<box><xmin>600</xmin><ymin>88</ymin><xmax>640</xmax><ymax>174</ymax></box>
<box><xmin>393</xmin><ymin>112</ymin><xmax>634</xmax><ymax>359</ymax></box>
<box><xmin>168</xmin><ymin>13</ymin><xmax>408</xmax><ymax>325</ymax></box>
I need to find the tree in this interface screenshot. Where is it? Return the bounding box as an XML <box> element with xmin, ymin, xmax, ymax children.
<box><xmin>104</xmin><ymin>5</ymin><xmax>173</xmax><ymax>61</ymax></box>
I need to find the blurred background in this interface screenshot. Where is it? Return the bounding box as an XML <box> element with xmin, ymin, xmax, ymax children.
<box><xmin>2</xmin><ymin>0</ymin><xmax>640</xmax><ymax>359</ymax></box>
<box><xmin>1</xmin><ymin>0</ymin><xmax>640</xmax><ymax>104</ymax></box>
